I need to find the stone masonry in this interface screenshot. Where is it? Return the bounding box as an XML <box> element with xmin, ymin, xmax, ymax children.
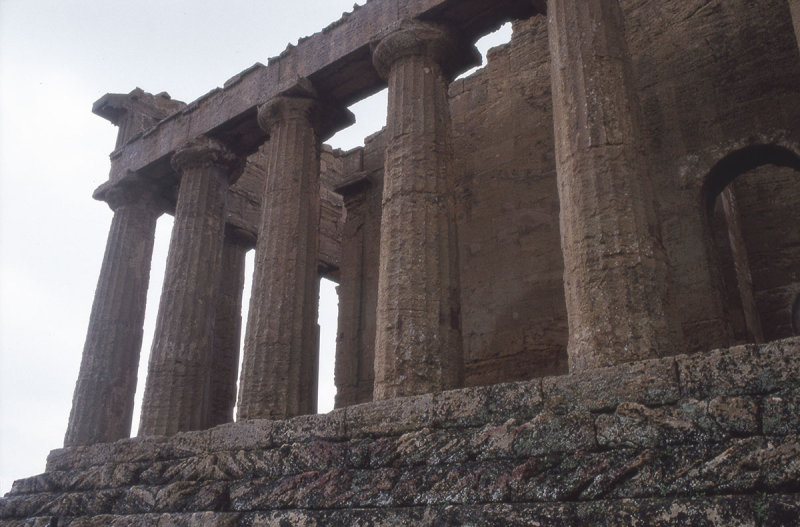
<box><xmin>2</xmin><ymin>0</ymin><xmax>799</xmax><ymax>525</ymax></box>
<box><xmin>3</xmin><ymin>340</ymin><xmax>799</xmax><ymax>525</ymax></box>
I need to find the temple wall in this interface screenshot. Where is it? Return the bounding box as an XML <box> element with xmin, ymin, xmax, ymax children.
<box><xmin>332</xmin><ymin>0</ymin><xmax>800</xmax><ymax>390</ymax></box>
<box><xmin>626</xmin><ymin>0</ymin><xmax>800</xmax><ymax>351</ymax></box>
<box><xmin>450</xmin><ymin>18</ymin><xmax>567</xmax><ymax>385</ymax></box>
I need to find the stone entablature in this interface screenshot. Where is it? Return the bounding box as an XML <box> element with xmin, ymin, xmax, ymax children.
<box><xmin>102</xmin><ymin>0</ymin><xmax>540</xmax><ymax>187</ymax></box>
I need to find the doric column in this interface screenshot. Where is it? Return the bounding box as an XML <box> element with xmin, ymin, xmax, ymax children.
<box><xmin>547</xmin><ymin>0</ymin><xmax>677</xmax><ymax>370</ymax></box>
<box><xmin>790</xmin><ymin>1</ymin><xmax>800</xmax><ymax>51</ymax></box>
<box><xmin>204</xmin><ymin>228</ymin><xmax>252</xmax><ymax>427</ymax></box>
<box><xmin>138</xmin><ymin>136</ymin><xmax>242</xmax><ymax>436</ymax></box>
<box><xmin>333</xmin><ymin>177</ymin><xmax>378</xmax><ymax>408</ymax></box>
<box><xmin>237</xmin><ymin>82</ymin><xmax>351</xmax><ymax>420</ymax></box>
<box><xmin>64</xmin><ymin>179</ymin><xmax>165</xmax><ymax>446</ymax></box>
<box><xmin>370</xmin><ymin>21</ymin><xmax>478</xmax><ymax>400</ymax></box>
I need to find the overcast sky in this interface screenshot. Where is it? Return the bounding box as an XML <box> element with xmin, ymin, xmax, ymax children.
<box><xmin>0</xmin><ymin>0</ymin><xmax>509</xmax><ymax>494</ymax></box>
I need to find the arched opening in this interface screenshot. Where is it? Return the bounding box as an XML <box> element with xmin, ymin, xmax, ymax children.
<box><xmin>703</xmin><ymin>144</ymin><xmax>800</xmax><ymax>344</ymax></box>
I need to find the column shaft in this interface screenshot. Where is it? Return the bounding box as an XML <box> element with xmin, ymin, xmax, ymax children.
<box><xmin>139</xmin><ymin>138</ymin><xmax>239</xmax><ymax>436</ymax></box>
<box><xmin>547</xmin><ymin>0</ymin><xmax>677</xmax><ymax>370</ymax></box>
<box><xmin>205</xmin><ymin>231</ymin><xmax>249</xmax><ymax>427</ymax></box>
<box><xmin>334</xmin><ymin>188</ymin><xmax>377</xmax><ymax>408</ymax></box>
<box><xmin>64</xmin><ymin>188</ymin><xmax>161</xmax><ymax>446</ymax></box>
<box><xmin>371</xmin><ymin>22</ymin><xmax>467</xmax><ymax>400</ymax></box>
<box><xmin>237</xmin><ymin>96</ymin><xmax>321</xmax><ymax>420</ymax></box>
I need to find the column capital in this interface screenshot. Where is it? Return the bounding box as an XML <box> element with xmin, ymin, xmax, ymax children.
<box><xmin>257</xmin><ymin>94</ymin><xmax>317</xmax><ymax>134</ymax></box>
<box><xmin>93</xmin><ymin>174</ymin><xmax>169</xmax><ymax>213</ymax></box>
<box><xmin>171</xmin><ymin>136</ymin><xmax>244</xmax><ymax>180</ymax></box>
<box><xmin>257</xmin><ymin>79</ymin><xmax>354</xmax><ymax>141</ymax></box>
<box><xmin>371</xmin><ymin>19</ymin><xmax>479</xmax><ymax>80</ymax></box>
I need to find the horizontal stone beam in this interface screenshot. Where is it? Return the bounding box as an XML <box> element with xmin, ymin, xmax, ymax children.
<box><xmin>105</xmin><ymin>0</ymin><xmax>539</xmax><ymax>184</ymax></box>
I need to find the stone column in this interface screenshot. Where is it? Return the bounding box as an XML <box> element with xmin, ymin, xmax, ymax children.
<box><xmin>64</xmin><ymin>180</ymin><xmax>164</xmax><ymax>446</ymax></box>
<box><xmin>138</xmin><ymin>137</ymin><xmax>242</xmax><ymax>436</ymax></box>
<box><xmin>547</xmin><ymin>0</ymin><xmax>677</xmax><ymax>370</ymax></box>
<box><xmin>204</xmin><ymin>228</ymin><xmax>252</xmax><ymax>427</ymax></box>
<box><xmin>333</xmin><ymin>178</ymin><xmax>377</xmax><ymax>408</ymax></box>
<box><xmin>790</xmin><ymin>0</ymin><xmax>800</xmax><ymax>51</ymax></box>
<box><xmin>369</xmin><ymin>21</ymin><xmax>477</xmax><ymax>400</ymax></box>
<box><xmin>237</xmin><ymin>83</ymin><xmax>350</xmax><ymax>420</ymax></box>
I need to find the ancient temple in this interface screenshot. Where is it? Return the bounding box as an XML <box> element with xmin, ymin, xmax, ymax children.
<box><xmin>2</xmin><ymin>0</ymin><xmax>799</xmax><ymax>525</ymax></box>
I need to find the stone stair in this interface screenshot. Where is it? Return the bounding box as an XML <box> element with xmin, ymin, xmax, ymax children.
<box><xmin>2</xmin><ymin>338</ymin><xmax>799</xmax><ymax>526</ymax></box>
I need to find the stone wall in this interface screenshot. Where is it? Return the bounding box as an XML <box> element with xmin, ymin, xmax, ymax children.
<box><xmin>628</xmin><ymin>0</ymin><xmax>800</xmax><ymax>352</ymax></box>
<box><xmin>2</xmin><ymin>339</ymin><xmax>798</xmax><ymax>525</ymax></box>
<box><xmin>451</xmin><ymin>18</ymin><xmax>568</xmax><ymax>386</ymax></box>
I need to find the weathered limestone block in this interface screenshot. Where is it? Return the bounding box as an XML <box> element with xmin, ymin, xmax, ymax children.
<box><xmin>62</xmin><ymin>512</ymin><xmax>239</xmax><ymax>527</ymax></box>
<box><xmin>541</xmin><ymin>355</ymin><xmax>679</xmax><ymax>413</ymax></box>
<box><xmin>237</xmin><ymin>81</ymin><xmax>352</xmax><ymax>420</ymax></box>
<box><xmin>430</xmin><ymin>380</ymin><xmax>544</xmax><ymax>429</ymax></box>
<box><xmin>677</xmin><ymin>337</ymin><xmax>800</xmax><ymax>399</ymax></box>
<box><xmin>64</xmin><ymin>179</ymin><xmax>166</xmax><ymax>447</ymax></box>
<box><xmin>595</xmin><ymin>397</ymin><xmax>759</xmax><ymax>449</ymax></box>
<box><xmin>138</xmin><ymin>137</ymin><xmax>243</xmax><ymax>436</ymax></box>
<box><xmin>547</xmin><ymin>0</ymin><xmax>678</xmax><ymax>370</ymax></box>
<box><xmin>233</xmin><ymin>498</ymin><xmax>769</xmax><ymax>527</ymax></box>
<box><xmin>763</xmin><ymin>387</ymin><xmax>800</xmax><ymax>435</ymax></box>
<box><xmin>4</xmin><ymin>342</ymin><xmax>800</xmax><ymax>525</ymax></box>
<box><xmin>370</xmin><ymin>20</ymin><xmax>478</xmax><ymax>400</ymax></box>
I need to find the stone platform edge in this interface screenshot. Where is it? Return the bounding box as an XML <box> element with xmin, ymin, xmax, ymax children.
<box><xmin>35</xmin><ymin>337</ymin><xmax>800</xmax><ymax>474</ymax></box>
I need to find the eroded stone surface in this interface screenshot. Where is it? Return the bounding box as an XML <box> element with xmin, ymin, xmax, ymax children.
<box><xmin>4</xmin><ymin>341</ymin><xmax>799</xmax><ymax>525</ymax></box>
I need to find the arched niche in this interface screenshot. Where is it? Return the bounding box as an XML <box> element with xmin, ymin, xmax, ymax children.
<box><xmin>701</xmin><ymin>144</ymin><xmax>800</xmax><ymax>343</ymax></box>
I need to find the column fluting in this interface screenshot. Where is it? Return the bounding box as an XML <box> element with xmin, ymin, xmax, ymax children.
<box><xmin>138</xmin><ymin>136</ymin><xmax>242</xmax><ymax>436</ymax></box>
<box><xmin>370</xmin><ymin>21</ymin><xmax>477</xmax><ymax>400</ymax></box>
<box><xmin>237</xmin><ymin>92</ymin><xmax>325</xmax><ymax>420</ymax></box>
<box><xmin>205</xmin><ymin>228</ymin><xmax>251</xmax><ymax>427</ymax></box>
<box><xmin>64</xmin><ymin>181</ymin><xmax>164</xmax><ymax>446</ymax></box>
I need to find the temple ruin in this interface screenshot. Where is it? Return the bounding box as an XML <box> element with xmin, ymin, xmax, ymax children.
<box><xmin>2</xmin><ymin>0</ymin><xmax>799</xmax><ymax>524</ymax></box>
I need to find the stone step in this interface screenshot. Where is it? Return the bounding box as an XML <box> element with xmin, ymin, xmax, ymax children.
<box><xmin>2</xmin><ymin>495</ymin><xmax>799</xmax><ymax>526</ymax></box>
<box><xmin>2</xmin><ymin>431</ymin><xmax>798</xmax><ymax>519</ymax></box>
<box><xmin>2</xmin><ymin>339</ymin><xmax>798</xmax><ymax>523</ymax></box>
